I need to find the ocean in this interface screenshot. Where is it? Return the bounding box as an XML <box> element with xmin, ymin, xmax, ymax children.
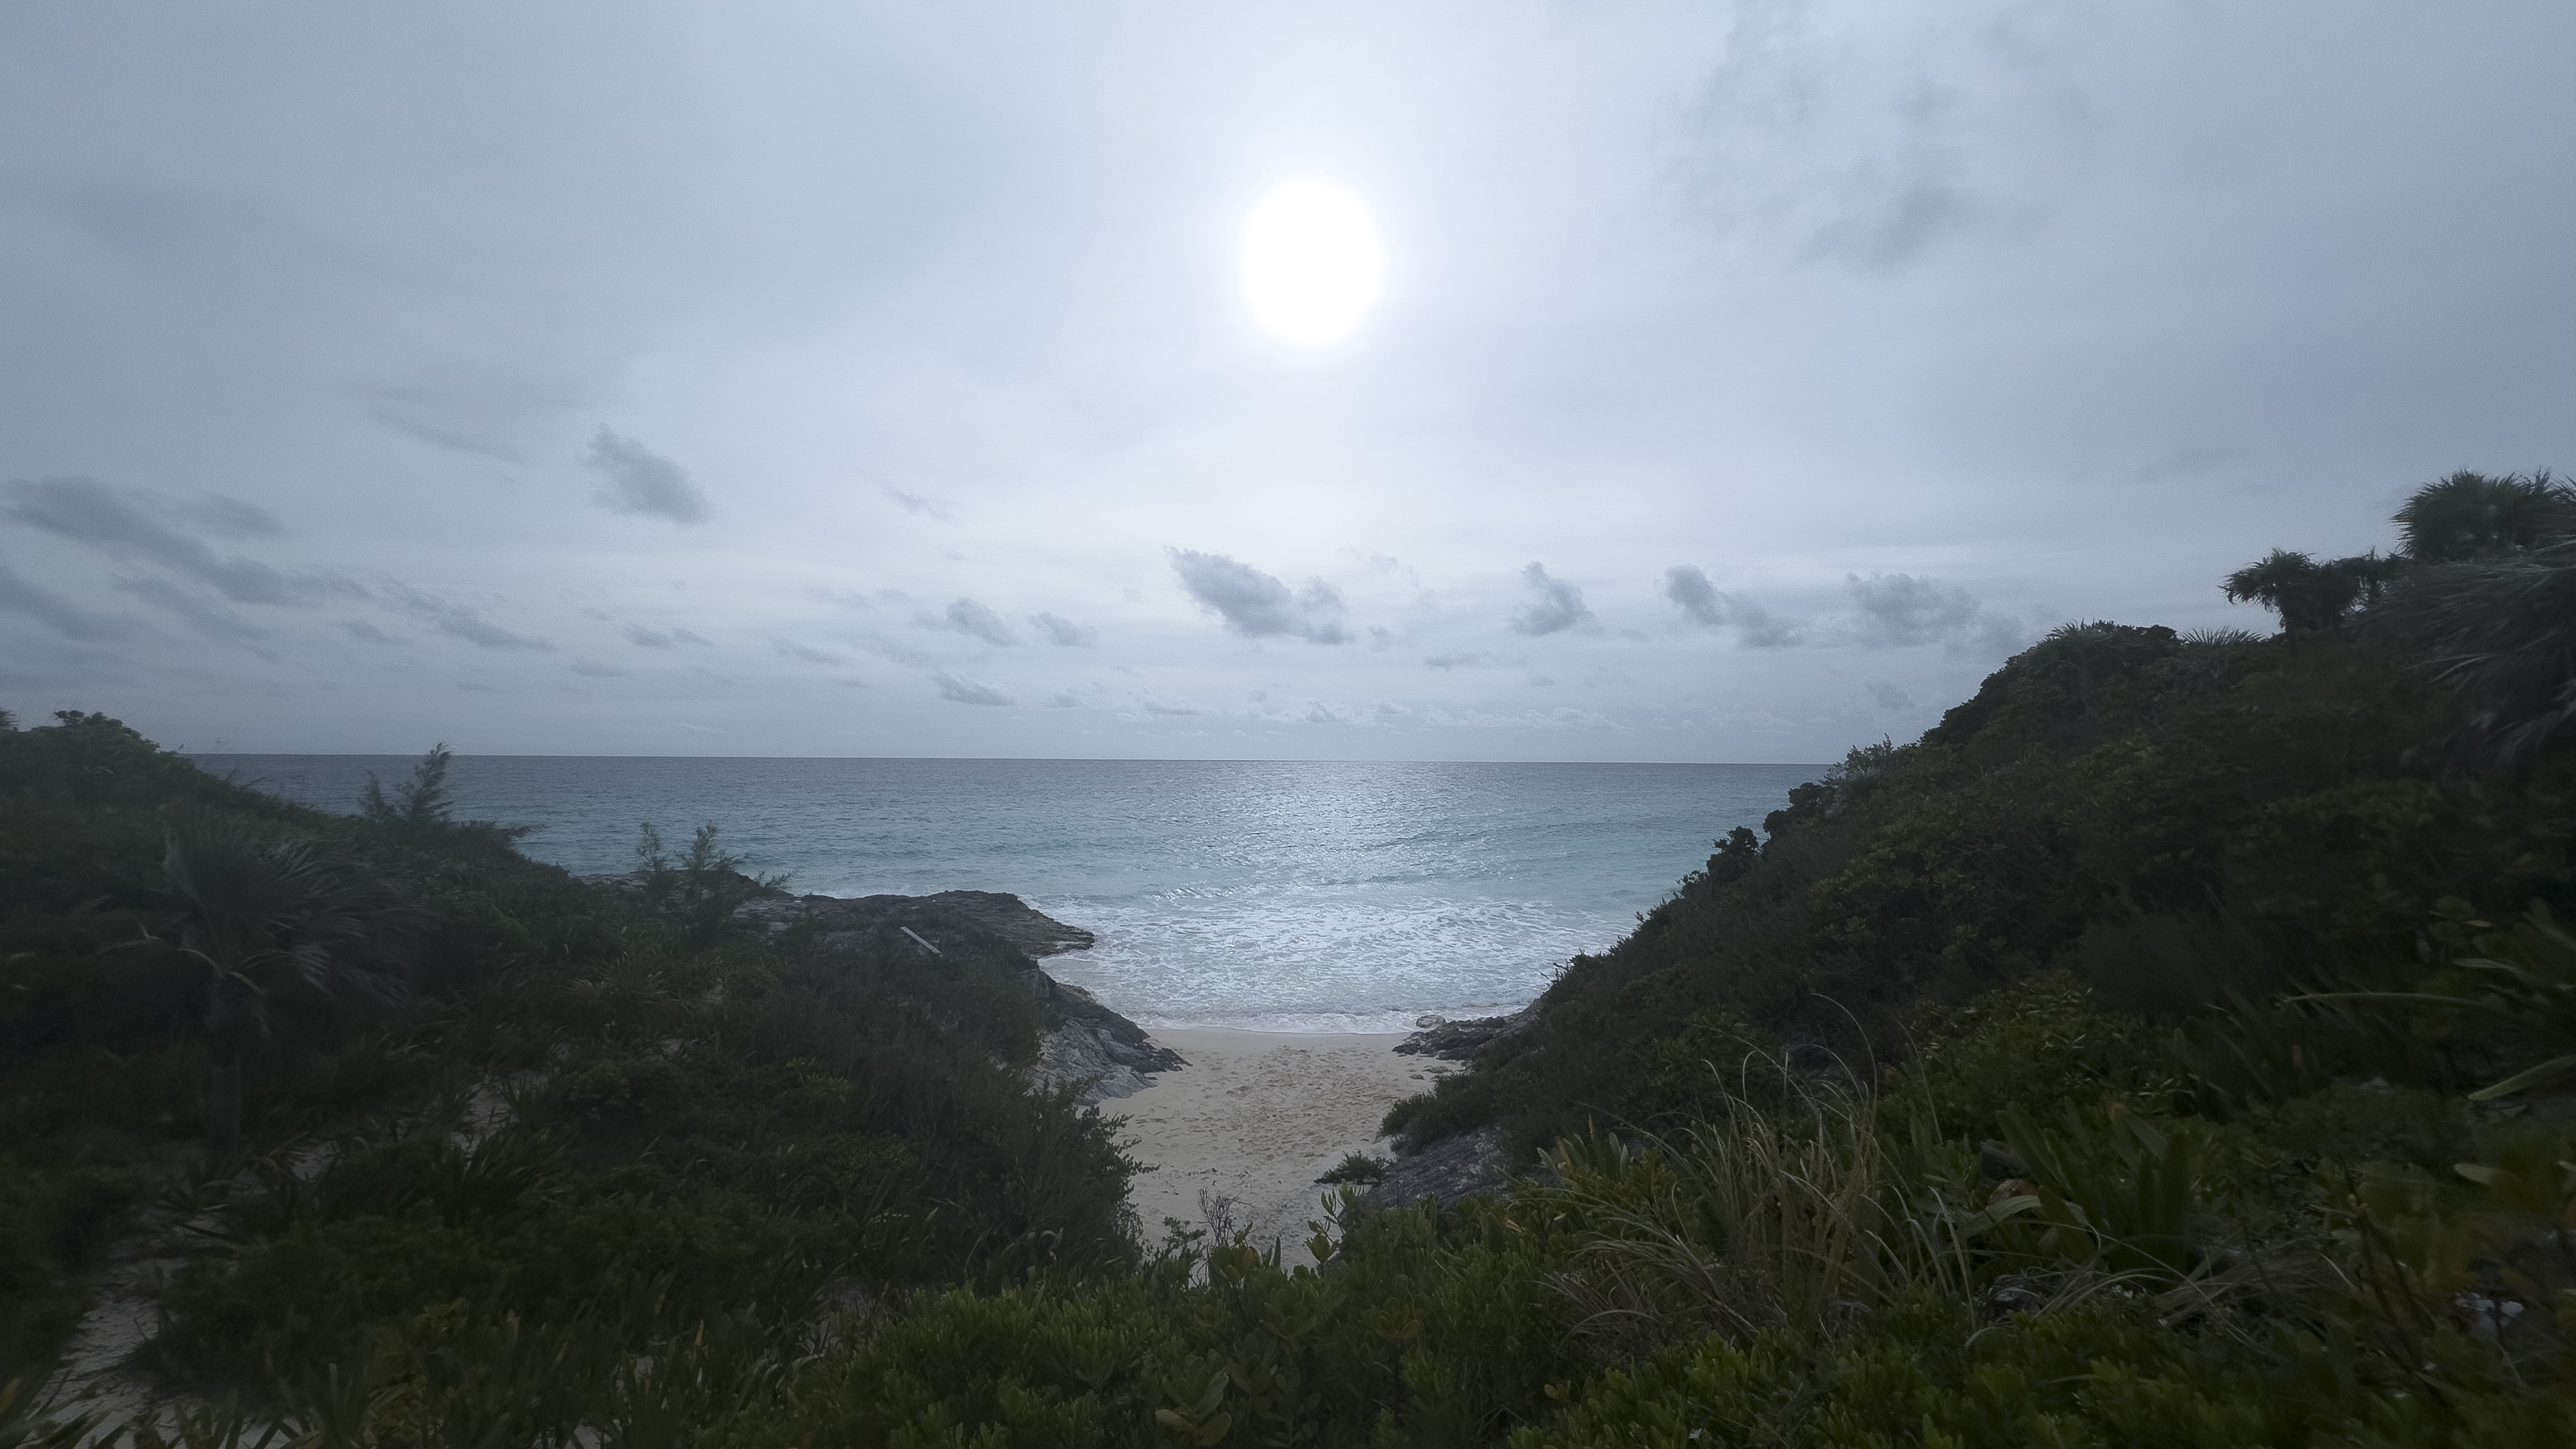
<box><xmin>192</xmin><ymin>756</ymin><xmax>1821</xmax><ymax>1032</ymax></box>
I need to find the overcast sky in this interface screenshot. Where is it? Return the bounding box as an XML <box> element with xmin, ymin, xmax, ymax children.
<box><xmin>3</xmin><ymin>1</ymin><xmax>2568</xmax><ymax>760</ymax></box>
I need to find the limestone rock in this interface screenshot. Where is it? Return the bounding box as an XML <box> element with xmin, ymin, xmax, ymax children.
<box><xmin>1358</xmin><ymin>1123</ymin><xmax>1516</xmax><ymax>1212</ymax></box>
<box><xmin>580</xmin><ymin>872</ymin><xmax>1167</xmax><ymax>1104</ymax></box>
<box><xmin>1393</xmin><ymin>1006</ymin><xmax>1531</xmax><ymax>1062</ymax></box>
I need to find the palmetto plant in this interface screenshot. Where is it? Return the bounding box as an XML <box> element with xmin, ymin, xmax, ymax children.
<box><xmin>2220</xmin><ymin>549</ymin><xmax>2400</xmax><ymax>635</ymax></box>
<box><xmin>143</xmin><ymin>809</ymin><xmax>406</xmax><ymax>1154</ymax></box>
<box><xmin>2372</xmin><ymin>538</ymin><xmax>2576</xmax><ymax>767</ymax></box>
<box><xmin>2393</xmin><ymin>470</ymin><xmax>2575</xmax><ymax>563</ymax></box>
<box><xmin>2295</xmin><ymin>902</ymin><xmax>2576</xmax><ymax>1101</ymax></box>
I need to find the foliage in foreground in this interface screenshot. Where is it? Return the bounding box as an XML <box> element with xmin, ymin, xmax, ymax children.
<box><xmin>0</xmin><ymin>718</ymin><xmax>1137</xmax><ymax>1398</ymax></box>
<box><xmin>16</xmin><ymin>982</ymin><xmax>2576</xmax><ymax>1445</ymax></box>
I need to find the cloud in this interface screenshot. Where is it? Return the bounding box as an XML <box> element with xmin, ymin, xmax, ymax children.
<box><xmin>1347</xmin><ymin>549</ymin><xmax>1422</xmax><ymax>588</ymax></box>
<box><xmin>1423</xmin><ymin>651</ymin><xmax>1494</xmax><ymax>670</ymax></box>
<box><xmin>1846</xmin><ymin>573</ymin><xmax>1982</xmax><ymax>646</ymax></box>
<box><xmin>1507</xmin><ymin>562</ymin><xmax>1595</xmax><ymax>636</ymax></box>
<box><xmin>365</xmin><ymin>359</ymin><xmax>585</xmax><ymax>459</ymax></box>
<box><xmin>1664</xmin><ymin>565</ymin><xmax>1806</xmax><ymax>648</ymax></box>
<box><xmin>4</xmin><ymin>476</ymin><xmax>354</xmax><ymax>606</ymax></box>
<box><xmin>855</xmin><ymin>632</ymin><xmax>935</xmax><ymax>668</ymax></box>
<box><xmin>1029</xmin><ymin>611</ymin><xmax>1097</xmax><ymax>647</ymax></box>
<box><xmin>1169</xmin><ymin>549</ymin><xmax>1351</xmax><ymax>644</ymax></box>
<box><xmin>571</xmin><ymin>660</ymin><xmax>629</xmax><ymax>677</ymax></box>
<box><xmin>1667</xmin><ymin>3</ymin><xmax>2071</xmax><ymax>272</ymax></box>
<box><xmin>915</xmin><ymin>597</ymin><xmax>1018</xmax><ymax>646</ymax></box>
<box><xmin>116</xmin><ymin>573</ymin><xmax>270</xmax><ymax>640</ymax></box>
<box><xmin>0</xmin><ymin>551</ymin><xmax>135</xmax><ymax>640</ymax></box>
<box><xmin>189</xmin><ymin>493</ymin><xmax>287</xmax><ymax>537</ymax></box>
<box><xmin>340</xmin><ymin>620</ymin><xmax>404</xmax><ymax>645</ymax></box>
<box><xmin>933</xmin><ymin>671</ymin><xmax>1013</xmax><ymax>706</ymax></box>
<box><xmin>770</xmin><ymin>638</ymin><xmax>844</xmax><ymax>665</ymax></box>
<box><xmin>1664</xmin><ymin>566</ymin><xmax>2017</xmax><ymax>654</ymax></box>
<box><xmin>818</xmin><ymin>586</ymin><xmax>908</xmax><ymax>610</ymax></box>
<box><xmin>1662</xmin><ymin>564</ymin><xmax>1725</xmax><ymax>627</ymax></box>
<box><xmin>1845</xmin><ymin>573</ymin><xmax>2021</xmax><ymax>652</ymax></box>
<box><xmin>885</xmin><ymin>487</ymin><xmax>954</xmax><ymax>521</ymax></box>
<box><xmin>1049</xmin><ymin>682</ymin><xmax>1109</xmax><ymax>709</ymax></box>
<box><xmin>385</xmin><ymin>583</ymin><xmax>552</xmax><ymax>650</ymax></box>
<box><xmin>623</xmin><ymin>623</ymin><xmax>713</xmax><ymax>650</ymax></box>
<box><xmin>585</xmin><ymin>428</ymin><xmax>710</xmax><ymax>525</ymax></box>
<box><xmin>1867</xmin><ymin>678</ymin><xmax>1915</xmax><ymax>712</ymax></box>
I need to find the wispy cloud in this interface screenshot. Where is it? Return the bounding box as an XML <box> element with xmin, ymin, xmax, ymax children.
<box><xmin>116</xmin><ymin>573</ymin><xmax>271</xmax><ymax>640</ymax></box>
<box><xmin>365</xmin><ymin>358</ymin><xmax>584</xmax><ymax>459</ymax></box>
<box><xmin>1423</xmin><ymin>650</ymin><xmax>1495</xmax><ymax>670</ymax></box>
<box><xmin>1169</xmin><ymin>549</ymin><xmax>1351</xmax><ymax>645</ymax></box>
<box><xmin>385</xmin><ymin>583</ymin><xmax>551</xmax><ymax>650</ymax></box>
<box><xmin>0</xmin><ymin>551</ymin><xmax>135</xmax><ymax>640</ymax></box>
<box><xmin>1506</xmin><ymin>562</ymin><xmax>1594</xmax><ymax>636</ymax></box>
<box><xmin>1664</xmin><ymin>564</ymin><xmax>1805</xmax><ymax>647</ymax></box>
<box><xmin>1029</xmin><ymin>611</ymin><xmax>1097</xmax><ymax>647</ymax></box>
<box><xmin>885</xmin><ymin>487</ymin><xmax>954</xmax><ymax>521</ymax></box>
<box><xmin>1664</xmin><ymin>564</ymin><xmax>2020</xmax><ymax>654</ymax></box>
<box><xmin>933</xmin><ymin>671</ymin><xmax>1013</xmax><ymax>706</ymax></box>
<box><xmin>5</xmin><ymin>476</ymin><xmax>356</xmax><ymax>606</ymax></box>
<box><xmin>914</xmin><ymin>597</ymin><xmax>1018</xmax><ymax>646</ymax></box>
<box><xmin>189</xmin><ymin>494</ymin><xmax>288</xmax><ymax>538</ymax></box>
<box><xmin>771</xmin><ymin>638</ymin><xmax>845</xmax><ymax>665</ymax></box>
<box><xmin>1846</xmin><ymin>573</ymin><xmax>2023</xmax><ymax>652</ymax></box>
<box><xmin>855</xmin><ymin>632</ymin><xmax>935</xmax><ymax>668</ymax></box>
<box><xmin>585</xmin><ymin>428</ymin><xmax>710</xmax><ymax>525</ymax></box>
<box><xmin>623</xmin><ymin>623</ymin><xmax>714</xmax><ymax>650</ymax></box>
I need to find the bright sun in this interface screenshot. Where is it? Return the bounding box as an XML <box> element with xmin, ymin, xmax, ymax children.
<box><xmin>1241</xmin><ymin>182</ymin><xmax>1383</xmax><ymax>345</ymax></box>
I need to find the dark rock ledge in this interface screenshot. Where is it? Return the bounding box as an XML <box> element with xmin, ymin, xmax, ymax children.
<box><xmin>1358</xmin><ymin>1002</ymin><xmax>1544</xmax><ymax>1211</ymax></box>
<box><xmin>1393</xmin><ymin>1007</ymin><xmax>1533</xmax><ymax>1062</ymax></box>
<box><xmin>1358</xmin><ymin>1123</ymin><xmax>1516</xmax><ymax>1213</ymax></box>
<box><xmin>581</xmin><ymin>874</ymin><xmax>1179</xmax><ymax>1103</ymax></box>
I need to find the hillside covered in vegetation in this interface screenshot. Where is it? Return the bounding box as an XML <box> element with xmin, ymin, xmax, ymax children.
<box><xmin>6</xmin><ymin>470</ymin><xmax>2575</xmax><ymax>1446</ymax></box>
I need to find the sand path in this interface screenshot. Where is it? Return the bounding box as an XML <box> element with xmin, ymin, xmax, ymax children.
<box><xmin>1107</xmin><ymin>1027</ymin><xmax>1459</xmax><ymax>1268</ymax></box>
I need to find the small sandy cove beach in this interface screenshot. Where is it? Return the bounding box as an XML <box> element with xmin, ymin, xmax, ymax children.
<box><xmin>1110</xmin><ymin>1028</ymin><xmax>1460</xmax><ymax>1267</ymax></box>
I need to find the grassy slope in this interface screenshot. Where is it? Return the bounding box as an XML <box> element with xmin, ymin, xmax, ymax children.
<box><xmin>1387</xmin><ymin>623</ymin><xmax>2571</xmax><ymax>1156</ymax></box>
<box><xmin>0</xmin><ymin>716</ymin><xmax>1137</xmax><ymax>1395</ymax></box>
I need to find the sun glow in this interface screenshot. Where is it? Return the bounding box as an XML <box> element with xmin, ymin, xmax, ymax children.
<box><xmin>1241</xmin><ymin>182</ymin><xmax>1384</xmax><ymax>345</ymax></box>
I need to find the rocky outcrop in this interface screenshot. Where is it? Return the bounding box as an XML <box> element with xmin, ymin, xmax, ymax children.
<box><xmin>781</xmin><ymin>889</ymin><xmax>1100</xmax><ymax>957</ymax></box>
<box><xmin>581</xmin><ymin>871</ymin><xmax>1098</xmax><ymax>956</ymax></box>
<box><xmin>1031</xmin><ymin>978</ymin><xmax>1185</xmax><ymax>1101</ymax></box>
<box><xmin>579</xmin><ymin>872</ymin><xmax>1168</xmax><ymax>1103</ymax></box>
<box><xmin>1358</xmin><ymin>1123</ymin><xmax>1517</xmax><ymax>1212</ymax></box>
<box><xmin>1395</xmin><ymin>1007</ymin><xmax>1531</xmax><ymax>1062</ymax></box>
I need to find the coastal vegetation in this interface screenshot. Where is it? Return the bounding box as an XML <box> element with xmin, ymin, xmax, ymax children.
<box><xmin>4</xmin><ymin>468</ymin><xmax>2573</xmax><ymax>1445</ymax></box>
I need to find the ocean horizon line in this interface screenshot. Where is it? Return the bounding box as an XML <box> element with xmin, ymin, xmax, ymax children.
<box><xmin>191</xmin><ymin>750</ymin><xmax>1834</xmax><ymax>769</ymax></box>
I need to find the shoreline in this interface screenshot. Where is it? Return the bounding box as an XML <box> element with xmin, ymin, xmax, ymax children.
<box><xmin>1108</xmin><ymin>1027</ymin><xmax>1462</xmax><ymax>1267</ymax></box>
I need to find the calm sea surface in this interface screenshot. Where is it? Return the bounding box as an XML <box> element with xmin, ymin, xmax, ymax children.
<box><xmin>192</xmin><ymin>756</ymin><xmax>1820</xmax><ymax>1032</ymax></box>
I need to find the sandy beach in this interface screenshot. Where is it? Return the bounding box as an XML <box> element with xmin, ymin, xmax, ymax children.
<box><xmin>1109</xmin><ymin>1027</ymin><xmax>1462</xmax><ymax>1267</ymax></box>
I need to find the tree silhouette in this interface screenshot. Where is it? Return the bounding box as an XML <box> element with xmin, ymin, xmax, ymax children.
<box><xmin>360</xmin><ymin>740</ymin><xmax>456</xmax><ymax>833</ymax></box>
<box><xmin>359</xmin><ymin>742</ymin><xmax>532</xmax><ymax>857</ymax></box>
<box><xmin>2394</xmin><ymin>470</ymin><xmax>2574</xmax><ymax>562</ymax></box>
<box><xmin>149</xmin><ymin>810</ymin><xmax>404</xmax><ymax>1153</ymax></box>
<box><xmin>2220</xmin><ymin>549</ymin><xmax>2398</xmax><ymax>634</ymax></box>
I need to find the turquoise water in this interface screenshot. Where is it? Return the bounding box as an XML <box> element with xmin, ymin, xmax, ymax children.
<box><xmin>195</xmin><ymin>756</ymin><xmax>1820</xmax><ymax>1031</ymax></box>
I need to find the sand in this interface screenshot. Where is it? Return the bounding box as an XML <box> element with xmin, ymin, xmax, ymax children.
<box><xmin>1108</xmin><ymin>1027</ymin><xmax>1461</xmax><ymax>1268</ymax></box>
